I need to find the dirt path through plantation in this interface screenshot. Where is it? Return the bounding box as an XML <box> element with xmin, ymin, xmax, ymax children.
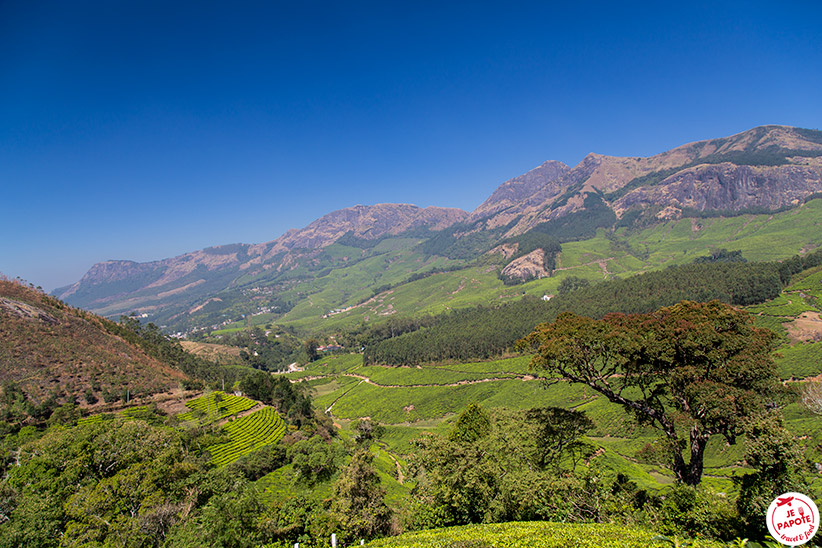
<box><xmin>342</xmin><ymin>372</ymin><xmax>537</xmax><ymax>388</ymax></box>
<box><xmin>214</xmin><ymin>402</ymin><xmax>264</xmax><ymax>427</ymax></box>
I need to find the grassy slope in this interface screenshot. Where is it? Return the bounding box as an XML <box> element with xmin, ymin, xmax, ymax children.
<box><xmin>0</xmin><ymin>280</ymin><xmax>187</xmax><ymax>404</ymax></box>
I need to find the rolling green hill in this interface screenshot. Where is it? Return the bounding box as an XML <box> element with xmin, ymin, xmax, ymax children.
<box><xmin>205</xmin><ymin>199</ymin><xmax>822</xmax><ymax>339</ymax></box>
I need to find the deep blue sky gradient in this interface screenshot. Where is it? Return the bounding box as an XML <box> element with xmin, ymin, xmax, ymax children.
<box><xmin>2</xmin><ymin>1</ymin><xmax>821</xmax><ymax>290</ymax></box>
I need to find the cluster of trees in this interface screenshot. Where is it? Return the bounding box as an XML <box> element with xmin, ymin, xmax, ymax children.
<box><xmin>0</xmin><ymin>413</ymin><xmax>378</xmax><ymax>546</ymax></box>
<box><xmin>229</xmin><ymin>328</ymin><xmax>303</xmax><ymax>372</ymax></box>
<box><xmin>693</xmin><ymin>248</ymin><xmax>746</xmax><ymax>263</ymax></box>
<box><xmin>408</xmin><ymin>404</ymin><xmax>600</xmax><ymax>527</ymax></box>
<box><xmin>338</xmin><ymin>316</ymin><xmax>437</xmax><ymax>351</ymax></box>
<box><xmin>0</xmin><ymin>382</ymin><xmax>61</xmax><ymax>435</ymax></box>
<box><xmin>419</xmin><ymin>222</ymin><xmax>511</xmax><ymax>260</ymax></box>
<box><xmin>527</xmin><ymin>192</ymin><xmax>617</xmax><ymax>243</ymax></box>
<box><xmin>407</xmin><ymin>399</ymin><xmax>811</xmax><ymax>542</ymax></box>
<box><xmin>0</xmin><ymin>378</ymin><xmax>395</xmax><ymax>546</ymax></box>
<box><xmin>363</xmin><ymin>257</ymin><xmax>797</xmax><ymax>366</ymax></box>
<box><xmin>363</xmin><ymin>300</ymin><xmax>551</xmax><ymax>365</ymax></box>
<box><xmin>238</xmin><ymin>370</ymin><xmax>316</xmax><ymax>429</ymax></box>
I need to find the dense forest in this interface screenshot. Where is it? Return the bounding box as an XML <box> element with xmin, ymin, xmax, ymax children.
<box><xmin>362</xmin><ymin>249</ymin><xmax>822</xmax><ymax>366</ymax></box>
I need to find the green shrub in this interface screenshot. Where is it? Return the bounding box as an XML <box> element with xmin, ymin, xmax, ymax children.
<box><xmin>657</xmin><ymin>484</ymin><xmax>740</xmax><ymax>541</ymax></box>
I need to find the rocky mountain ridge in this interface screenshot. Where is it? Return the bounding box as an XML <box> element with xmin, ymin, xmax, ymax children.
<box><xmin>472</xmin><ymin>125</ymin><xmax>822</xmax><ymax>238</ymax></box>
<box><xmin>56</xmin><ymin>204</ymin><xmax>467</xmax><ymax>302</ymax></box>
<box><xmin>55</xmin><ymin>125</ymin><xmax>822</xmax><ymax>330</ymax></box>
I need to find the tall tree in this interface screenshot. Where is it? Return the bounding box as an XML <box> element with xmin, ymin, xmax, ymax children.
<box><xmin>329</xmin><ymin>450</ymin><xmax>392</xmax><ymax>542</ymax></box>
<box><xmin>519</xmin><ymin>300</ymin><xmax>782</xmax><ymax>485</ymax></box>
<box><xmin>304</xmin><ymin>339</ymin><xmax>320</xmax><ymax>362</ymax></box>
<box><xmin>449</xmin><ymin>403</ymin><xmax>491</xmax><ymax>444</ymax></box>
<box><xmin>525</xmin><ymin>407</ymin><xmax>593</xmax><ymax>471</ymax></box>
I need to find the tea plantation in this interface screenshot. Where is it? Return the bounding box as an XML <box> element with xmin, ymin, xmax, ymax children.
<box><xmin>178</xmin><ymin>390</ymin><xmax>258</xmax><ymax>421</ymax></box>
<box><xmin>208</xmin><ymin>406</ymin><xmax>287</xmax><ymax>466</ymax></box>
<box><xmin>365</xmin><ymin>522</ymin><xmax>726</xmax><ymax>548</ymax></box>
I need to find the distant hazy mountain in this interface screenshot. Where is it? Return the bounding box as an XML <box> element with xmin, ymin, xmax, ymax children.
<box><xmin>54</xmin><ymin>204</ymin><xmax>468</xmax><ymax>328</ymax></box>
<box><xmin>55</xmin><ymin>125</ymin><xmax>822</xmax><ymax>331</ymax></box>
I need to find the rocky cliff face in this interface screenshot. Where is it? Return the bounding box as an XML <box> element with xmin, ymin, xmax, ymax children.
<box><xmin>615</xmin><ymin>161</ymin><xmax>822</xmax><ymax>216</ymax></box>
<box><xmin>473</xmin><ymin>125</ymin><xmax>822</xmax><ymax>237</ymax></box>
<box><xmin>499</xmin><ymin>249</ymin><xmax>550</xmax><ymax>281</ymax></box>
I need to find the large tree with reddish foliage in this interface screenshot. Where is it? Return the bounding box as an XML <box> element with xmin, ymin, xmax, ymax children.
<box><xmin>518</xmin><ymin>300</ymin><xmax>781</xmax><ymax>485</ymax></box>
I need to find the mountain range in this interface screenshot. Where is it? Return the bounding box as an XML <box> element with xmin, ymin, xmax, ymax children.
<box><xmin>54</xmin><ymin>125</ymin><xmax>822</xmax><ymax>333</ymax></box>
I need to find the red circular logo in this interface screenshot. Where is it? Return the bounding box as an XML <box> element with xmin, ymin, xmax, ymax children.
<box><xmin>767</xmin><ymin>492</ymin><xmax>819</xmax><ymax>546</ymax></box>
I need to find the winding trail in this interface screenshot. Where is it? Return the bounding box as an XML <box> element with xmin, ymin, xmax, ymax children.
<box><xmin>375</xmin><ymin>440</ymin><xmax>406</xmax><ymax>483</ymax></box>
<box><xmin>293</xmin><ymin>372</ymin><xmax>541</xmax><ymax>388</ymax></box>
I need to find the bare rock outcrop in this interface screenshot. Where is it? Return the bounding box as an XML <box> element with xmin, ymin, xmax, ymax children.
<box><xmin>500</xmin><ymin>249</ymin><xmax>549</xmax><ymax>281</ymax></box>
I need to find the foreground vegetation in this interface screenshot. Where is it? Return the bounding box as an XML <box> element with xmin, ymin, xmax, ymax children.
<box><xmin>366</xmin><ymin>522</ymin><xmax>726</xmax><ymax>548</ymax></box>
<box><xmin>4</xmin><ymin>252</ymin><xmax>822</xmax><ymax>546</ymax></box>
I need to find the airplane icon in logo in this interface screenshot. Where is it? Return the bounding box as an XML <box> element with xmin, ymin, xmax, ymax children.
<box><xmin>776</xmin><ymin>496</ymin><xmax>795</xmax><ymax>507</ymax></box>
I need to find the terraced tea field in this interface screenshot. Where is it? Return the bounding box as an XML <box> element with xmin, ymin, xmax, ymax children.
<box><xmin>208</xmin><ymin>407</ymin><xmax>287</xmax><ymax>466</ymax></box>
<box><xmin>178</xmin><ymin>391</ymin><xmax>258</xmax><ymax>422</ymax></box>
<box><xmin>77</xmin><ymin>405</ymin><xmax>161</xmax><ymax>425</ymax></box>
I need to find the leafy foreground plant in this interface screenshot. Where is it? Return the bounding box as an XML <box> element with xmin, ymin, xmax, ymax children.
<box><xmin>365</xmin><ymin>522</ymin><xmax>726</xmax><ymax>548</ymax></box>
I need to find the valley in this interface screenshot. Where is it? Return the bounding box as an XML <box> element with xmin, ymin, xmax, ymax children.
<box><xmin>4</xmin><ymin>125</ymin><xmax>822</xmax><ymax>547</ymax></box>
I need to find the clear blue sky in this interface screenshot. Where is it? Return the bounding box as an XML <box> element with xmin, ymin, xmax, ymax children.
<box><xmin>2</xmin><ymin>0</ymin><xmax>821</xmax><ymax>291</ymax></box>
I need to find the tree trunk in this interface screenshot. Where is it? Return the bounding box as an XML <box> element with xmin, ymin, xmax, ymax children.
<box><xmin>674</xmin><ymin>433</ymin><xmax>708</xmax><ymax>486</ymax></box>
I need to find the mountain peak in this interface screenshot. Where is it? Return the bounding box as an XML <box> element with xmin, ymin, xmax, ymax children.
<box><xmin>657</xmin><ymin>125</ymin><xmax>822</xmax><ymax>164</ymax></box>
<box><xmin>270</xmin><ymin>203</ymin><xmax>468</xmax><ymax>251</ymax></box>
<box><xmin>470</xmin><ymin>160</ymin><xmax>570</xmax><ymax>223</ymax></box>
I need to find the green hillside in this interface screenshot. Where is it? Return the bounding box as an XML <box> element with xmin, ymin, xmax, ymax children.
<box><xmin>4</xmin><ymin>266</ymin><xmax>822</xmax><ymax>546</ymax></box>
<box><xmin>208</xmin><ymin>200</ymin><xmax>822</xmax><ymax>337</ymax></box>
